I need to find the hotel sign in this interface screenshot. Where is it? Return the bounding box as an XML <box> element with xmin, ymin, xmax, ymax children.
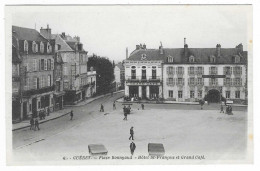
<box><xmin>126</xmin><ymin>82</ymin><xmax>161</xmax><ymax>86</ymax></box>
<box><xmin>202</xmin><ymin>75</ymin><xmax>226</xmax><ymax>78</ymax></box>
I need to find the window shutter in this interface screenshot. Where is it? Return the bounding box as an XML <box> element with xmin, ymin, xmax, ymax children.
<box><xmin>173</xmin><ymin>78</ymin><xmax>175</xmax><ymax>85</ymax></box>
<box><xmin>33</xmin><ymin>77</ymin><xmax>37</xmax><ymax>89</ymax></box>
<box><xmin>182</xmin><ymin>67</ymin><xmax>184</xmax><ymax>74</ymax></box>
<box><xmin>188</xmin><ymin>67</ymin><xmax>190</xmax><ymax>75</ymax></box>
<box><xmin>166</xmin><ymin>67</ymin><xmax>169</xmax><ymax>75</ymax></box>
<box><xmin>216</xmin><ymin>67</ymin><xmax>218</xmax><ymax>75</ymax></box>
<box><xmin>202</xmin><ymin>67</ymin><xmax>204</xmax><ymax>74</ymax></box>
<box><xmin>216</xmin><ymin>78</ymin><xmax>218</xmax><ymax>85</ymax></box>
<box><xmin>48</xmin><ymin>75</ymin><xmax>50</xmax><ymax>86</ymax></box>
<box><xmin>195</xmin><ymin>67</ymin><xmax>198</xmax><ymax>74</ymax></box>
<box><xmin>188</xmin><ymin>78</ymin><xmax>190</xmax><ymax>85</ymax></box>
<box><xmin>223</xmin><ymin>67</ymin><xmax>226</xmax><ymax>75</ymax></box>
<box><xmin>195</xmin><ymin>78</ymin><xmax>198</xmax><ymax>85</ymax></box>
<box><xmin>209</xmin><ymin>67</ymin><xmax>211</xmax><ymax>74</ymax></box>
<box><xmin>51</xmin><ymin>59</ymin><xmax>54</xmax><ymax>70</ymax></box>
<box><xmin>240</xmin><ymin>67</ymin><xmax>242</xmax><ymax>75</ymax></box>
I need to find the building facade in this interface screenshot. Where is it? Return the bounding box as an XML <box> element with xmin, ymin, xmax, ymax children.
<box><xmin>125</xmin><ymin>42</ymin><xmax>247</xmax><ymax>103</ymax></box>
<box><xmin>12</xmin><ymin>26</ymin><xmax>56</xmax><ymax>120</ymax></box>
<box><xmin>114</xmin><ymin>62</ymin><xmax>125</xmax><ymax>91</ymax></box>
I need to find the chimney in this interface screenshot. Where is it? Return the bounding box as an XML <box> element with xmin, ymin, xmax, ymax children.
<box><xmin>40</xmin><ymin>24</ymin><xmax>52</xmax><ymax>39</ymax></box>
<box><xmin>136</xmin><ymin>45</ymin><xmax>140</xmax><ymax>50</ymax></box>
<box><xmin>216</xmin><ymin>44</ymin><xmax>221</xmax><ymax>57</ymax></box>
<box><xmin>126</xmin><ymin>47</ymin><xmax>128</xmax><ymax>59</ymax></box>
<box><xmin>237</xmin><ymin>43</ymin><xmax>243</xmax><ymax>53</ymax></box>
<box><xmin>62</xmin><ymin>32</ymin><xmax>65</xmax><ymax>38</ymax></box>
<box><xmin>143</xmin><ymin>44</ymin><xmax>146</xmax><ymax>49</ymax></box>
<box><xmin>159</xmin><ymin>42</ymin><xmax>163</xmax><ymax>55</ymax></box>
<box><xmin>184</xmin><ymin>38</ymin><xmax>189</xmax><ymax>57</ymax></box>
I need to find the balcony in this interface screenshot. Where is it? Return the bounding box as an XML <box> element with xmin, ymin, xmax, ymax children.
<box><xmin>23</xmin><ymin>85</ymin><xmax>55</xmax><ymax>97</ymax></box>
<box><xmin>126</xmin><ymin>76</ymin><xmax>162</xmax><ymax>83</ymax></box>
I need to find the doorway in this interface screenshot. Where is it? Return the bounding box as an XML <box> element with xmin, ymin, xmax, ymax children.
<box><xmin>206</xmin><ymin>89</ymin><xmax>220</xmax><ymax>103</ymax></box>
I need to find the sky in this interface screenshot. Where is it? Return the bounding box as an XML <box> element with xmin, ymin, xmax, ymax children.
<box><xmin>8</xmin><ymin>5</ymin><xmax>252</xmax><ymax>63</ymax></box>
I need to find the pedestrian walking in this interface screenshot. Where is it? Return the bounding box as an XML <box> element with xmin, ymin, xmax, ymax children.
<box><xmin>141</xmin><ymin>104</ymin><xmax>144</xmax><ymax>110</ymax></box>
<box><xmin>220</xmin><ymin>105</ymin><xmax>224</xmax><ymax>113</ymax></box>
<box><xmin>30</xmin><ymin>118</ymin><xmax>34</xmax><ymax>130</ymax></box>
<box><xmin>34</xmin><ymin>118</ymin><xmax>40</xmax><ymax>131</ymax></box>
<box><xmin>130</xmin><ymin>141</ymin><xmax>136</xmax><ymax>155</ymax></box>
<box><xmin>70</xmin><ymin>110</ymin><xmax>74</xmax><ymax>120</ymax></box>
<box><xmin>123</xmin><ymin>106</ymin><xmax>127</xmax><ymax>120</ymax></box>
<box><xmin>100</xmin><ymin>104</ymin><xmax>104</xmax><ymax>112</ymax></box>
<box><xmin>129</xmin><ymin>126</ymin><xmax>134</xmax><ymax>140</ymax></box>
<box><xmin>113</xmin><ymin>102</ymin><xmax>116</xmax><ymax>110</ymax></box>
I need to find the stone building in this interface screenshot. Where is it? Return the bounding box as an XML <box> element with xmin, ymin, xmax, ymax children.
<box><xmin>12</xmin><ymin>26</ymin><xmax>56</xmax><ymax>119</ymax></box>
<box><xmin>114</xmin><ymin>62</ymin><xmax>125</xmax><ymax>91</ymax></box>
<box><xmin>125</xmin><ymin>41</ymin><xmax>247</xmax><ymax>103</ymax></box>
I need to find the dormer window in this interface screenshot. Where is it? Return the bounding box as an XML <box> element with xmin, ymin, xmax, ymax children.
<box><xmin>235</xmin><ymin>56</ymin><xmax>240</xmax><ymax>63</ymax></box>
<box><xmin>209</xmin><ymin>56</ymin><xmax>216</xmax><ymax>63</ymax></box>
<box><xmin>47</xmin><ymin>42</ymin><xmax>52</xmax><ymax>54</ymax></box>
<box><xmin>189</xmin><ymin>56</ymin><xmax>195</xmax><ymax>63</ymax></box>
<box><xmin>32</xmin><ymin>41</ymin><xmax>38</xmax><ymax>53</ymax></box>
<box><xmin>24</xmin><ymin>40</ymin><xmax>28</xmax><ymax>53</ymax></box>
<box><xmin>141</xmin><ymin>54</ymin><xmax>147</xmax><ymax>60</ymax></box>
<box><xmin>40</xmin><ymin>41</ymin><xmax>44</xmax><ymax>53</ymax></box>
<box><xmin>168</xmin><ymin>56</ymin><xmax>174</xmax><ymax>63</ymax></box>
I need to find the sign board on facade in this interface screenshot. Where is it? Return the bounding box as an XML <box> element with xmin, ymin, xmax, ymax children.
<box><xmin>202</xmin><ymin>75</ymin><xmax>226</xmax><ymax>78</ymax></box>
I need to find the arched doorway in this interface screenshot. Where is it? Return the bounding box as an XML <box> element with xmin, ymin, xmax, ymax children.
<box><xmin>206</xmin><ymin>89</ymin><xmax>220</xmax><ymax>103</ymax></box>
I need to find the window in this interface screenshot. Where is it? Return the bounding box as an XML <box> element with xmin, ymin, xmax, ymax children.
<box><xmin>24</xmin><ymin>40</ymin><xmax>28</xmax><ymax>52</ymax></box>
<box><xmin>33</xmin><ymin>77</ymin><xmax>38</xmax><ymax>89</ymax></box>
<box><xmin>209</xmin><ymin>67</ymin><xmax>217</xmax><ymax>75</ymax></box>
<box><xmin>51</xmin><ymin>59</ymin><xmax>54</xmax><ymax>70</ymax></box>
<box><xmin>142</xmin><ymin>66</ymin><xmax>146</xmax><ymax>79</ymax></box>
<box><xmin>40</xmin><ymin>59</ymin><xmax>44</xmax><ymax>71</ymax></box>
<box><xmin>188</xmin><ymin>67</ymin><xmax>195</xmax><ymax>75</ymax></box>
<box><xmin>44</xmin><ymin>59</ymin><xmax>47</xmax><ymax>70</ymax></box>
<box><xmin>32</xmin><ymin>41</ymin><xmax>37</xmax><ymax>53</ymax></box>
<box><xmin>168</xmin><ymin>90</ymin><xmax>173</xmax><ymax>98</ymax></box>
<box><xmin>177</xmin><ymin>67</ymin><xmax>184</xmax><ymax>75</ymax></box>
<box><xmin>167</xmin><ymin>66</ymin><xmax>174</xmax><ymax>75</ymax></box>
<box><xmin>197</xmin><ymin>78</ymin><xmax>203</xmax><ymax>85</ymax></box>
<box><xmin>234</xmin><ymin>78</ymin><xmax>242</xmax><ymax>86</ymax></box>
<box><xmin>226</xmin><ymin>91</ymin><xmax>230</xmax><ymax>99</ymax></box>
<box><xmin>210</xmin><ymin>56</ymin><xmax>216</xmax><ymax>63</ymax></box>
<box><xmin>64</xmin><ymin>81</ymin><xmax>69</xmax><ymax>89</ymax></box>
<box><xmin>189</xmin><ymin>56</ymin><xmax>195</xmax><ymax>62</ymax></box>
<box><xmin>190</xmin><ymin>91</ymin><xmax>195</xmax><ymax>98</ymax></box>
<box><xmin>168</xmin><ymin>57</ymin><xmax>173</xmax><ymax>63</ymax></box>
<box><xmin>189</xmin><ymin>78</ymin><xmax>195</xmax><ymax>85</ymax></box>
<box><xmin>167</xmin><ymin>78</ymin><xmax>174</xmax><ymax>86</ymax></box>
<box><xmin>131</xmin><ymin>66</ymin><xmax>136</xmax><ymax>79</ymax></box>
<box><xmin>235</xmin><ymin>56</ymin><xmax>240</xmax><ymax>63</ymax></box>
<box><xmin>40</xmin><ymin>42</ymin><xmax>44</xmax><ymax>53</ymax></box>
<box><xmin>25</xmin><ymin>78</ymin><xmax>30</xmax><ymax>90</ymax></box>
<box><xmin>48</xmin><ymin>75</ymin><xmax>51</xmax><ymax>86</ymax></box>
<box><xmin>197</xmin><ymin>67</ymin><xmax>204</xmax><ymax>75</ymax></box>
<box><xmin>198</xmin><ymin>91</ymin><xmax>202</xmax><ymax>98</ymax></box>
<box><xmin>38</xmin><ymin>101</ymin><xmax>41</xmax><ymax>109</ymax></box>
<box><xmin>152</xmin><ymin>67</ymin><xmax>156</xmax><ymax>79</ymax></box>
<box><xmin>177</xmin><ymin>78</ymin><xmax>183</xmax><ymax>85</ymax></box>
<box><xmin>224</xmin><ymin>78</ymin><xmax>231</xmax><ymax>86</ymax></box>
<box><xmin>33</xmin><ymin>59</ymin><xmax>37</xmax><ymax>71</ymax></box>
<box><xmin>235</xmin><ymin>91</ymin><xmax>240</xmax><ymax>98</ymax></box>
<box><xmin>178</xmin><ymin>91</ymin><xmax>183</xmax><ymax>98</ymax></box>
<box><xmin>141</xmin><ymin>54</ymin><xmax>147</xmax><ymax>60</ymax></box>
<box><xmin>233</xmin><ymin>66</ymin><xmax>242</xmax><ymax>75</ymax></box>
<box><xmin>29</xmin><ymin>104</ymin><xmax>32</xmax><ymax>112</ymax></box>
<box><xmin>47</xmin><ymin>59</ymin><xmax>51</xmax><ymax>70</ymax></box>
<box><xmin>47</xmin><ymin>42</ymin><xmax>52</xmax><ymax>54</ymax></box>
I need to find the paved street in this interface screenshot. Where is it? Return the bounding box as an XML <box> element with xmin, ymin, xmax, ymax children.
<box><xmin>11</xmin><ymin>92</ymin><xmax>248</xmax><ymax>164</ymax></box>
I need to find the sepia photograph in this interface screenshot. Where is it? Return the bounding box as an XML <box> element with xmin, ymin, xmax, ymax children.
<box><xmin>5</xmin><ymin>4</ymin><xmax>253</xmax><ymax>165</ymax></box>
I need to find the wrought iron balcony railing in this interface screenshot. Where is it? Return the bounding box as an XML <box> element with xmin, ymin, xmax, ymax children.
<box><xmin>126</xmin><ymin>76</ymin><xmax>162</xmax><ymax>82</ymax></box>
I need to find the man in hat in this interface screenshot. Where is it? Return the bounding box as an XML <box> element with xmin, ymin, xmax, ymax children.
<box><xmin>34</xmin><ymin>118</ymin><xmax>40</xmax><ymax>131</ymax></box>
<box><xmin>129</xmin><ymin>126</ymin><xmax>134</xmax><ymax>140</ymax></box>
<box><xmin>130</xmin><ymin>141</ymin><xmax>136</xmax><ymax>155</ymax></box>
<box><xmin>70</xmin><ymin>110</ymin><xmax>74</xmax><ymax>120</ymax></box>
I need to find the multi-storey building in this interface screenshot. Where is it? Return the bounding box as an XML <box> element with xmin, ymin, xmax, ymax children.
<box><xmin>125</xmin><ymin>41</ymin><xmax>247</xmax><ymax>103</ymax></box>
<box><xmin>114</xmin><ymin>62</ymin><xmax>125</xmax><ymax>91</ymax></box>
<box><xmin>12</xmin><ymin>35</ymin><xmax>22</xmax><ymax>121</ymax></box>
<box><xmin>40</xmin><ymin>26</ymin><xmax>96</xmax><ymax>105</ymax></box>
<box><xmin>12</xmin><ymin>26</ymin><xmax>56</xmax><ymax>119</ymax></box>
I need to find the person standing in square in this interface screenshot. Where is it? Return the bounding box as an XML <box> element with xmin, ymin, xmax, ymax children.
<box><xmin>129</xmin><ymin>126</ymin><xmax>134</xmax><ymax>140</ymax></box>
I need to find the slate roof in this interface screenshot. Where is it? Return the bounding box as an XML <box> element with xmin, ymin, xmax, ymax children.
<box><xmin>51</xmin><ymin>34</ymin><xmax>73</xmax><ymax>52</ymax></box>
<box><xmin>115</xmin><ymin>62</ymin><xmax>125</xmax><ymax>70</ymax></box>
<box><xmin>12</xmin><ymin>26</ymin><xmax>47</xmax><ymax>42</ymax></box>
<box><xmin>127</xmin><ymin>47</ymin><xmax>247</xmax><ymax>64</ymax></box>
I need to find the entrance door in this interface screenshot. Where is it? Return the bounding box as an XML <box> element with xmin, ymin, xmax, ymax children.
<box><xmin>142</xmin><ymin>86</ymin><xmax>146</xmax><ymax>99</ymax></box>
<box><xmin>32</xmin><ymin>98</ymin><xmax>37</xmax><ymax>117</ymax></box>
<box><xmin>23</xmin><ymin>102</ymin><xmax>27</xmax><ymax>119</ymax></box>
<box><xmin>207</xmin><ymin>89</ymin><xmax>220</xmax><ymax>103</ymax></box>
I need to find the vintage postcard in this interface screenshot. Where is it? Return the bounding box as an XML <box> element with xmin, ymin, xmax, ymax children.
<box><xmin>5</xmin><ymin>5</ymin><xmax>253</xmax><ymax>165</ymax></box>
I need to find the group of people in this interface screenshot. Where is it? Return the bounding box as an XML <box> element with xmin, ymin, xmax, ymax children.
<box><xmin>29</xmin><ymin>117</ymin><xmax>40</xmax><ymax>131</ymax></box>
<box><xmin>220</xmin><ymin>104</ymin><xmax>233</xmax><ymax>115</ymax></box>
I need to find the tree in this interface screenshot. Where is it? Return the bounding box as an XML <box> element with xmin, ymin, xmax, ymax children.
<box><xmin>88</xmin><ymin>55</ymin><xmax>115</xmax><ymax>95</ymax></box>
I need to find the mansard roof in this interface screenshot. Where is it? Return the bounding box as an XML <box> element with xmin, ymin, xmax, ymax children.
<box><xmin>12</xmin><ymin>26</ymin><xmax>47</xmax><ymax>42</ymax></box>
<box><xmin>127</xmin><ymin>46</ymin><xmax>247</xmax><ymax>64</ymax></box>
